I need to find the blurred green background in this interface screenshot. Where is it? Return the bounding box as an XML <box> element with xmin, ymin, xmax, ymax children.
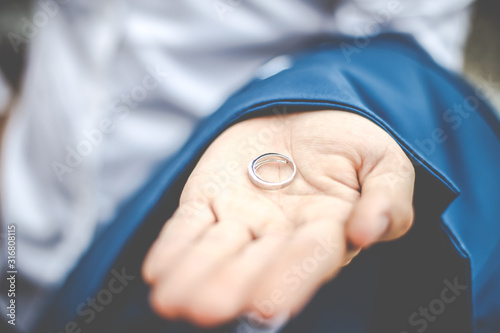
<box><xmin>464</xmin><ymin>0</ymin><xmax>500</xmax><ymax>113</ymax></box>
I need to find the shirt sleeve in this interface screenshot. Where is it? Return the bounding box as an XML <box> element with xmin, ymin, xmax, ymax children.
<box><xmin>331</xmin><ymin>0</ymin><xmax>475</xmax><ymax>71</ymax></box>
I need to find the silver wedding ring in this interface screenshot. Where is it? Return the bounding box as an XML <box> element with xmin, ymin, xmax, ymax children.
<box><xmin>248</xmin><ymin>153</ymin><xmax>296</xmax><ymax>190</ymax></box>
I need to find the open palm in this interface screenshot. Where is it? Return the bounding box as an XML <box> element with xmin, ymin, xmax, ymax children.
<box><xmin>143</xmin><ymin>110</ymin><xmax>415</xmax><ymax>327</ymax></box>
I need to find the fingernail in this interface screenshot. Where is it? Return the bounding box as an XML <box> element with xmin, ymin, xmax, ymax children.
<box><xmin>244</xmin><ymin>310</ymin><xmax>290</xmax><ymax>330</ymax></box>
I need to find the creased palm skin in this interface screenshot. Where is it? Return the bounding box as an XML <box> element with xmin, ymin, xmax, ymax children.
<box><xmin>142</xmin><ymin>110</ymin><xmax>415</xmax><ymax>327</ymax></box>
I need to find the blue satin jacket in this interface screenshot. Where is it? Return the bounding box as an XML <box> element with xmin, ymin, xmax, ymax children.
<box><xmin>36</xmin><ymin>34</ymin><xmax>500</xmax><ymax>333</ymax></box>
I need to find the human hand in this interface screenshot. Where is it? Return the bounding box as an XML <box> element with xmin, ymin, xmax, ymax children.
<box><xmin>142</xmin><ymin>110</ymin><xmax>415</xmax><ymax>327</ymax></box>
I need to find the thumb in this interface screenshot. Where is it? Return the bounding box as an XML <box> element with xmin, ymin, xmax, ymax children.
<box><xmin>346</xmin><ymin>152</ymin><xmax>415</xmax><ymax>248</ymax></box>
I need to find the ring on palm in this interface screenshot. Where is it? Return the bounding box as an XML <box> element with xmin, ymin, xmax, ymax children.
<box><xmin>248</xmin><ymin>153</ymin><xmax>296</xmax><ymax>190</ymax></box>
